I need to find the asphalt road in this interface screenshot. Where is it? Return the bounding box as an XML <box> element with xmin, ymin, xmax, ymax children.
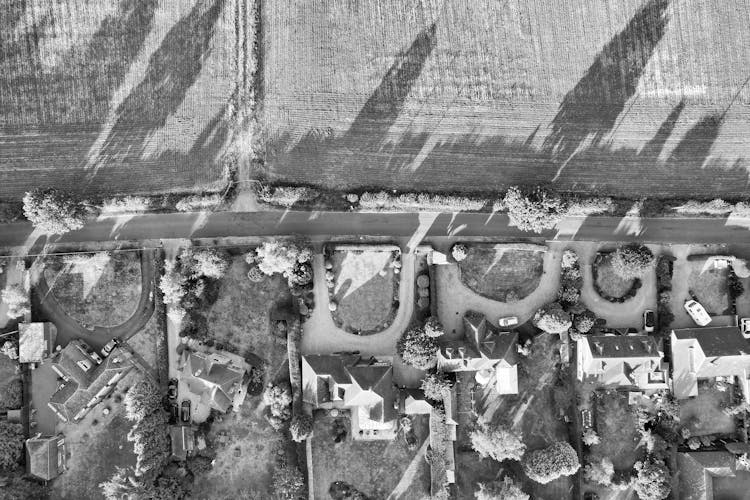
<box><xmin>3</xmin><ymin>211</ymin><xmax>750</xmax><ymax>249</ymax></box>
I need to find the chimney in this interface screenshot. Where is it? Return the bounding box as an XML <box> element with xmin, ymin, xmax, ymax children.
<box><xmin>457</xmin><ymin>347</ymin><xmax>466</xmax><ymax>358</ymax></box>
<box><xmin>641</xmin><ymin>340</ymin><xmax>652</xmax><ymax>353</ymax></box>
<box><xmin>445</xmin><ymin>348</ymin><xmax>453</xmax><ymax>359</ymax></box>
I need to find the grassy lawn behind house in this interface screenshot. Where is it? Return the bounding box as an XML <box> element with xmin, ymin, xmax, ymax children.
<box><xmin>590</xmin><ymin>391</ymin><xmax>643</xmax><ymax>471</ymax></box>
<box><xmin>459</xmin><ymin>245</ymin><xmax>544</xmax><ymax>302</ymax></box>
<box><xmin>679</xmin><ymin>381</ymin><xmax>736</xmax><ymax>437</ymax></box>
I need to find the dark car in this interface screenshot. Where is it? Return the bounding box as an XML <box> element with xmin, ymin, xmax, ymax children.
<box><xmin>643</xmin><ymin>309</ymin><xmax>656</xmax><ymax>333</ymax></box>
<box><xmin>167</xmin><ymin>380</ymin><xmax>178</xmax><ymax>401</ymax></box>
<box><xmin>170</xmin><ymin>403</ymin><xmax>179</xmax><ymax>423</ymax></box>
<box><xmin>180</xmin><ymin>400</ymin><xmax>191</xmax><ymax>423</ymax></box>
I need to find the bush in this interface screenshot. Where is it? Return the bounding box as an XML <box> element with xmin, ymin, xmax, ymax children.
<box><xmin>254</xmin><ymin>241</ymin><xmax>306</xmax><ymax>277</ymax></box>
<box><xmin>186</xmin><ymin>455</ymin><xmax>213</xmax><ymax>476</ymax></box>
<box><xmin>329</xmin><ymin>481</ymin><xmax>369</xmax><ymax>500</ymax></box>
<box><xmin>23</xmin><ymin>188</ymin><xmax>86</xmax><ymax>234</ymax></box>
<box><xmin>633</xmin><ymin>459</ymin><xmax>671</xmax><ymax>500</ymax></box>
<box><xmin>522</xmin><ymin>441</ymin><xmax>580</xmax><ymax>484</ymax></box>
<box><xmin>573</xmin><ymin>310</ymin><xmax>596</xmax><ymax>334</ymax></box>
<box><xmin>475</xmin><ymin>476</ymin><xmax>529</xmax><ymax>500</ymax></box>
<box><xmin>420</xmin><ymin>372</ymin><xmax>451</xmax><ymax>401</ymax></box>
<box><xmin>0</xmin><ymin>341</ymin><xmax>18</xmax><ymax>361</ymax></box>
<box><xmin>181</xmin><ymin>249</ymin><xmax>228</xmax><ymax>280</ymax></box>
<box><xmin>451</xmin><ymin>243</ymin><xmax>469</xmax><ymax>262</ymax></box>
<box><xmin>0</xmin><ymin>379</ymin><xmax>22</xmax><ymax>410</ymax></box>
<box><xmin>532</xmin><ymin>302</ymin><xmax>572</xmax><ymax>334</ymax></box>
<box><xmin>584</xmin><ymin>458</ymin><xmax>614</xmax><ymax>486</ymax></box>
<box><xmin>470</xmin><ymin>421</ymin><xmax>526</xmax><ymax>462</ymax></box>
<box><xmin>100</xmin><ymin>195</ymin><xmax>152</xmax><ymax>214</ymax></box>
<box><xmin>502</xmin><ymin>186</ymin><xmax>565</xmax><ymax>233</ymax></box>
<box><xmin>247</xmin><ymin>265</ymin><xmax>265</xmax><ymax>282</ymax></box>
<box><xmin>0</xmin><ymin>420</ymin><xmax>24</xmax><ymax>470</ymax></box>
<box><xmin>263</xmin><ymin>382</ymin><xmax>292</xmax><ymax>430</ymax></box>
<box><xmin>290</xmin><ymin>414</ymin><xmax>314</xmax><ymax>442</ymax></box>
<box><xmin>272</xmin><ymin>463</ymin><xmax>305</xmax><ymax>500</ymax></box>
<box><xmin>611</xmin><ymin>244</ymin><xmax>655</xmax><ymax>280</ymax></box>
<box><xmin>288</xmin><ymin>263</ymin><xmax>313</xmax><ymax>287</ymax></box>
<box><xmin>582</xmin><ymin>428</ymin><xmax>600</xmax><ymax>446</ymax></box>
<box><xmin>423</xmin><ymin>316</ymin><xmax>444</xmax><ymax>338</ymax></box>
<box><xmin>1</xmin><ymin>285</ymin><xmax>29</xmax><ymax>319</ymax></box>
<box><xmin>358</xmin><ymin>191</ymin><xmax>486</xmax><ymax>212</ymax></box>
<box><xmin>160</xmin><ymin>260</ymin><xmax>187</xmax><ymax>305</ymax></box>
<box><xmin>258</xmin><ymin>185</ymin><xmax>320</xmax><ymax>208</ymax></box>
<box><xmin>729</xmin><ymin>272</ymin><xmax>745</xmax><ymax>298</ymax></box>
<box><xmin>124</xmin><ymin>380</ymin><xmax>163</xmax><ymax>422</ymax></box>
<box><xmin>396</xmin><ymin>327</ymin><xmax>438</xmax><ymax>370</ymax></box>
<box><xmin>175</xmin><ymin>193</ymin><xmax>222</xmax><ymax>212</ymax></box>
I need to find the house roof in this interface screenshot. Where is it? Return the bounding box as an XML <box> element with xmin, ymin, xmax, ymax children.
<box><xmin>302</xmin><ymin>354</ymin><xmax>396</xmax><ymax>422</ymax></box>
<box><xmin>671</xmin><ymin>328</ymin><xmax>750</xmax><ymax>399</ymax></box>
<box><xmin>439</xmin><ymin>312</ymin><xmax>518</xmax><ymax>372</ymax></box>
<box><xmin>19</xmin><ymin>323</ymin><xmax>56</xmax><ymax>364</ymax></box>
<box><xmin>586</xmin><ymin>335</ymin><xmax>662</xmax><ymax>360</ymax></box>
<box><xmin>26</xmin><ymin>435</ymin><xmax>62</xmax><ymax>481</ymax></box>
<box><xmin>181</xmin><ymin>351</ymin><xmax>245</xmax><ymax>413</ymax></box>
<box><xmin>48</xmin><ymin>345</ymin><xmax>132</xmax><ymax>420</ymax></box>
<box><xmin>677</xmin><ymin>452</ymin><xmax>736</xmax><ymax>500</ymax></box>
<box><xmin>401</xmin><ymin>389</ymin><xmax>433</xmax><ymax>415</ymax></box>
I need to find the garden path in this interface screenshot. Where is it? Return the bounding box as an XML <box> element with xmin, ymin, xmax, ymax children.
<box><xmin>577</xmin><ymin>244</ymin><xmax>657</xmax><ymax>328</ymax></box>
<box><xmin>300</xmin><ymin>250</ymin><xmax>416</xmax><ymax>357</ymax></box>
<box><xmin>434</xmin><ymin>248</ymin><xmax>562</xmax><ymax>339</ymax></box>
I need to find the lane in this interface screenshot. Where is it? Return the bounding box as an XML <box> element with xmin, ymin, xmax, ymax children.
<box><xmin>2</xmin><ymin>211</ymin><xmax>750</xmax><ymax>249</ymax></box>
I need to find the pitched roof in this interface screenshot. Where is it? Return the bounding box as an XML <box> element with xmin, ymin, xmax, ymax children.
<box><xmin>48</xmin><ymin>345</ymin><xmax>132</xmax><ymax>421</ymax></box>
<box><xmin>182</xmin><ymin>351</ymin><xmax>245</xmax><ymax>412</ymax></box>
<box><xmin>677</xmin><ymin>452</ymin><xmax>736</xmax><ymax>500</ymax></box>
<box><xmin>586</xmin><ymin>335</ymin><xmax>662</xmax><ymax>360</ymax></box>
<box><xmin>439</xmin><ymin>312</ymin><xmax>518</xmax><ymax>373</ymax></box>
<box><xmin>19</xmin><ymin>323</ymin><xmax>56</xmax><ymax>364</ymax></box>
<box><xmin>26</xmin><ymin>435</ymin><xmax>63</xmax><ymax>481</ymax></box>
<box><xmin>673</xmin><ymin>326</ymin><xmax>750</xmax><ymax>357</ymax></box>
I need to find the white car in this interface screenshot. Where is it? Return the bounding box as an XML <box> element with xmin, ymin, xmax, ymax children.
<box><xmin>88</xmin><ymin>350</ymin><xmax>103</xmax><ymax>364</ymax></box>
<box><xmin>684</xmin><ymin>300</ymin><xmax>711</xmax><ymax>327</ymax></box>
<box><xmin>101</xmin><ymin>339</ymin><xmax>118</xmax><ymax>357</ymax></box>
<box><xmin>498</xmin><ymin>316</ymin><xmax>519</xmax><ymax>328</ymax></box>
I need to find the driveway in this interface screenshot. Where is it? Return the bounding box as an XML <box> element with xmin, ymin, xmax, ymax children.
<box><xmin>31</xmin><ymin>250</ymin><xmax>156</xmax><ymax>349</ymax></box>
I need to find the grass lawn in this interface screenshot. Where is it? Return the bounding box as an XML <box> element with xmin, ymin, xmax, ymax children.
<box><xmin>473</xmin><ymin>334</ymin><xmax>574</xmax><ymax>499</ymax></box>
<box><xmin>43</xmin><ymin>251</ymin><xmax>141</xmax><ymax>327</ymax></box>
<box><xmin>331</xmin><ymin>250</ymin><xmax>399</xmax><ymax>334</ymax></box>
<box><xmin>687</xmin><ymin>259</ymin><xmax>730</xmax><ymax>314</ymax></box>
<box><xmin>190</xmin><ymin>394</ymin><xmax>285</xmax><ymax>500</ymax></box>
<box><xmin>590</xmin><ymin>391</ymin><xmax>643</xmax><ymax>471</ymax></box>
<box><xmin>458</xmin><ymin>244</ymin><xmax>544</xmax><ymax>302</ymax></box>
<box><xmin>0</xmin><ymin>353</ymin><xmax>20</xmax><ymax>410</ymax></box>
<box><xmin>127</xmin><ymin>312</ymin><xmax>159</xmax><ymax>369</ymax></box>
<box><xmin>309</xmin><ymin>411</ymin><xmax>430</xmax><ymax>499</ymax></box>
<box><xmin>206</xmin><ymin>253</ymin><xmax>291</xmax><ymax>372</ymax></box>
<box><xmin>50</xmin><ymin>371</ymin><xmax>141</xmax><ymax>500</ymax></box>
<box><xmin>679</xmin><ymin>381</ymin><xmax>736</xmax><ymax>436</ymax></box>
<box><xmin>594</xmin><ymin>253</ymin><xmax>635</xmax><ymax>299</ymax></box>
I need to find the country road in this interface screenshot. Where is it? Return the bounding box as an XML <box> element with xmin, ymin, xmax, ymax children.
<box><xmin>3</xmin><ymin>211</ymin><xmax>750</xmax><ymax>251</ymax></box>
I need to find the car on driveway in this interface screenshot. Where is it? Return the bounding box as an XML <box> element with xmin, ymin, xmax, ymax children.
<box><xmin>89</xmin><ymin>350</ymin><xmax>103</xmax><ymax>364</ymax></box>
<box><xmin>684</xmin><ymin>300</ymin><xmax>711</xmax><ymax>326</ymax></box>
<box><xmin>498</xmin><ymin>316</ymin><xmax>518</xmax><ymax>328</ymax></box>
<box><xmin>180</xmin><ymin>400</ymin><xmax>191</xmax><ymax>423</ymax></box>
<box><xmin>101</xmin><ymin>339</ymin><xmax>118</xmax><ymax>357</ymax></box>
<box><xmin>643</xmin><ymin>310</ymin><xmax>656</xmax><ymax>333</ymax></box>
<box><xmin>168</xmin><ymin>380</ymin><xmax>178</xmax><ymax>401</ymax></box>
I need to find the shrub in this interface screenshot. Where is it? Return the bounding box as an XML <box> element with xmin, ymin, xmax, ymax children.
<box><xmin>420</xmin><ymin>372</ymin><xmax>451</xmax><ymax>401</ymax></box>
<box><xmin>1</xmin><ymin>285</ymin><xmax>29</xmax><ymax>319</ymax></box>
<box><xmin>0</xmin><ymin>341</ymin><xmax>17</xmax><ymax>361</ymax></box>
<box><xmin>584</xmin><ymin>458</ymin><xmax>614</xmax><ymax>486</ymax></box>
<box><xmin>729</xmin><ymin>272</ymin><xmax>745</xmax><ymax>298</ymax></box>
<box><xmin>263</xmin><ymin>382</ymin><xmax>292</xmax><ymax>430</ymax></box>
<box><xmin>0</xmin><ymin>379</ymin><xmax>22</xmax><ymax>410</ymax></box>
<box><xmin>582</xmin><ymin>428</ymin><xmax>600</xmax><ymax>446</ymax></box>
<box><xmin>175</xmin><ymin>193</ymin><xmax>222</xmax><ymax>212</ymax></box>
<box><xmin>186</xmin><ymin>455</ymin><xmax>213</xmax><ymax>476</ymax></box>
<box><xmin>23</xmin><ymin>188</ymin><xmax>86</xmax><ymax>234</ymax></box>
<box><xmin>475</xmin><ymin>476</ymin><xmax>529</xmax><ymax>500</ymax></box>
<box><xmin>247</xmin><ymin>265</ymin><xmax>265</xmax><ymax>282</ymax></box>
<box><xmin>258</xmin><ymin>185</ymin><xmax>320</xmax><ymax>208</ymax></box>
<box><xmin>565</xmin><ymin>196</ymin><xmax>614</xmax><ymax>216</ymax></box>
<box><xmin>288</xmin><ymin>263</ymin><xmax>313</xmax><ymax>287</ymax></box>
<box><xmin>181</xmin><ymin>249</ymin><xmax>228</xmax><ymax>280</ymax></box>
<box><xmin>396</xmin><ymin>327</ymin><xmax>438</xmax><ymax>370</ymax></box>
<box><xmin>329</xmin><ymin>481</ymin><xmax>369</xmax><ymax>500</ymax></box>
<box><xmin>633</xmin><ymin>459</ymin><xmax>671</xmax><ymax>500</ymax></box>
<box><xmin>358</xmin><ymin>191</ymin><xmax>485</xmax><ymax>212</ymax></box>
<box><xmin>451</xmin><ymin>243</ymin><xmax>469</xmax><ymax>262</ymax></box>
<box><xmin>533</xmin><ymin>302</ymin><xmax>572</xmax><ymax>334</ymax></box>
<box><xmin>255</xmin><ymin>241</ymin><xmax>303</xmax><ymax>277</ymax></box>
<box><xmin>124</xmin><ymin>380</ymin><xmax>163</xmax><ymax>422</ymax></box>
<box><xmin>0</xmin><ymin>420</ymin><xmax>24</xmax><ymax>469</ymax></box>
<box><xmin>100</xmin><ymin>196</ymin><xmax>152</xmax><ymax>214</ymax></box>
<box><xmin>522</xmin><ymin>441</ymin><xmax>580</xmax><ymax>484</ymax></box>
<box><xmin>290</xmin><ymin>414</ymin><xmax>314</xmax><ymax>442</ymax></box>
<box><xmin>160</xmin><ymin>260</ymin><xmax>187</xmax><ymax>305</ymax></box>
<box><xmin>502</xmin><ymin>186</ymin><xmax>565</xmax><ymax>233</ymax></box>
<box><xmin>611</xmin><ymin>244</ymin><xmax>655</xmax><ymax>280</ymax></box>
<box><xmin>561</xmin><ymin>249</ymin><xmax>579</xmax><ymax>269</ymax></box>
<box><xmin>557</xmin><ymin>285</ymin><xmax>580</xmax><ymax>306</ymax></box>
<box><xmin>423</xmin><ymin>316</ymin><xmax>444</xmax><ymax>338</ymax></box>
<box><xmin>573</xmin><ymin>310</ymin><xmax>596</xmax><ymax>334</ymax></box>
<box><xmin>470</xmin><ymin>421</ymin><xmax>526</xmax><ymax>462</ymax></box>
<box><xmin>272</xmin><ymin>463</ymin><xmax>305</xmax><ymax>500</ymax></box>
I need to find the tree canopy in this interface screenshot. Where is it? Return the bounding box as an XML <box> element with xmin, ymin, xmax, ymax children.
<box><xmin>522</xmin><ymin>441</ymin><xmax>580</xmax><ymax>484</ymax></box>
<box><xmin>502</xmin><ymin>186</ymin><xmax>565</xmax><ymax>233</ymax></box>
<box><xmin>532</xmin><ymin>302</ymin><xmax>572</xmax><ymax>334</ymax></box>
<box><xmin>470</xmin><ymin>422</ymin><xmax>526</xmax><ymax>462</ymax></box>
<box><xmin>0</xmin><ymin>421</ymin><xmax>25</xmax><ymax>470</ymax></box>
<box><xmin>611</xmin><ymin>244</ymin><xmax>655</xmax><ymax>280</ymax></box>
<box><xmin>396</xmin><ymin>327</ymin><xmax>438</xmax><ymax>370</ymax></box>
<box><xmin>22</xmin><ymin>188</ymin><xmax>86</xmax><ymax>234</ymax></box>
<box><xmin>633</xmin><ymin>459</ymin><xmax>671</xmax><ymax>500</ymax></box>
<box><xmin>475</xmin><ymin>476</ymin><xmax>529</xmax><ymax>500</ymax></box>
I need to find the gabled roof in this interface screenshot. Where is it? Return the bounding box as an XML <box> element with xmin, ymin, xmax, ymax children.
<box><xmin>181</xmin><ymin>351</ymin><xmax>245</xmax><ymax>413</ymax></box>
<box><xmin>586</xmin><ymin>335</ymin><xmax>662</xmax><ymax>360</ymax></box>
<box><xmin>26</xmin><ymin>435</ymin><xmax>63</xmax><ymax>481</ymax></box>
<box><xmin>439</xmin><ymin>312</ymin><xmax>518</xmax><ymax>373</ymax></box>
<box><xmin>677</xmin><ymin>452</ymin><xmax>736</xmax><ymax>500</ymax></box>
<box><xmin>673</xmin><ymin>326</ymin><xmax>750</xmax><ymax>357</ymax></box>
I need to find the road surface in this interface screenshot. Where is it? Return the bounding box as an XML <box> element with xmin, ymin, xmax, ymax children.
<box><xmin>3</xmin><ymin>211</ymin><xmax>750</xmax><ymax>250</ymax></box>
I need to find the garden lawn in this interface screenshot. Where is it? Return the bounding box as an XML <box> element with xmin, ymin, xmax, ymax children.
<box><xmin>687</xmin><ymin>259</ymin><xmax>730</xmax><ymax>314</ymax></box>
<box><xmin>590</xmin><ymin>390</ymin><xmax>643</xmax><ymax>471</ymax></box>
<box><xmin>331</xmin><ymin>250</ymin><xmax>399</xmax><ymax>333</ymax></box>
<box><xmin>190</xmin><ymin>394</ymin><xmax>285</xmax><ymax>500</ymax></box>
<box><xmin>595</xmin><ymin>253</ymin><xmax>635</xmax><ymax>299</ymax></box>
<box><xmin>0</xmin><ymin>353</ymin><xmax>20</xmax><ymax>410</ymax></box>
<box><xmin>679</xmin><ymin>382</ymin><xmax>736</xmax><ymax>437</ymax></box>
<box><xmin>43</xmin><ymin>251</ymin><xmax>141</xmax><ymax>327</ymax></box>
<box><xmin>127</xmin><ymin>313</ymin><xmax>159</xmax><ymax>369</ymax></box>
<box><xmin>206</xmin><ymin>253</ymin><xmax>291</xmax><ymax>369</ymax></box>
<box><xmin>458</xmin><ymin>244</ymin><xmax>544</xmax><ymax>302</ymax></box>
<box><xmin>309</xmin><ymin>412</ymin><xmax>430</xmax><ymax>499</ymax></box>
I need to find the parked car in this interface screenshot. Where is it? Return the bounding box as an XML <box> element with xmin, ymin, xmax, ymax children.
<box><xmin>180</xmin><ymin>400</ymin><xmax>191</xmax><ymax>423</ymax></box>
<box><xmin>167</xmin><ymin>381</ymin><xmax>178</xmax><ymax>401</ymax></box>
<box><xmin>684</xmin><ymin>300</ymin><xmax>711</xmax><ymax>326</ymax></box>
<box><xmin>643</xmin><ymin>310</ymin><xmax>656</xmax><ymax>333</ymax></box>
<box><xmin>580</xmin><ymin>409</ymin><xmax>593</xmax><ymax>429</ymax></box>
<box><xmin>101</xmin><ymin>339</ymin><xmax>118</xmax><ymax>357</ymax></box>
<box><xmin>170</xmin><ymin>403</ymin><xmax>179</xmax><ymax>423</ymax></box>
<box><xmin>498</xmin><ymin>316</ymin><xmax>519</xmax><ymax>328</ymax></box>
<box><xmin>741</xmin><ymin>317</ymin><xmax>750</xmax><ymax>339</ymax></box>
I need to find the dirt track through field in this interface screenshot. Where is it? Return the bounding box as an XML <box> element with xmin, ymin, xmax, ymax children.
<box><xmin>0</xmin><ymin>0</ymin><xmax>250</xmax><ymax>199</ymax></box>
<box><xmin>262</xmin><ymin>0</ymin><xmax>750</xmax><ymax>198</ymax></box>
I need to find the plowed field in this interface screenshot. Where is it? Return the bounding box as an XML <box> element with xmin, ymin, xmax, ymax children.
<box><xmin>262</xmin><ymin>0</ymin><xmax>750</xmax><ymax>198</ymax></box>
<box><xmin>0</xmin><ymin>0</ymin><xmax>252</xmax><ymax>200</ymax></box>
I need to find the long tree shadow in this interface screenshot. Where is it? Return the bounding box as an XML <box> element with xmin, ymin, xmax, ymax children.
<box><xmin>542</xmin><ymin>0</ymin><xmax>671</xmax><ymax>162</ymax></box>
